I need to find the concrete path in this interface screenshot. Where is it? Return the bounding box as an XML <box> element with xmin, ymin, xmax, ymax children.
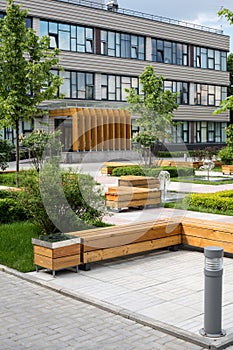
<box><xmin>0</xmin><ymin>269</ymin><xmax>207</xmax><ymax>350</ymax></box>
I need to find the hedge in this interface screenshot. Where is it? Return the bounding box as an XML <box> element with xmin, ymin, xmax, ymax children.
<box><xmin>183</xmin><ymin>191</ymin><xmax>233</xmax><ymax>212</ymax></box>
<box><xmin>111</xmin><ymin>165</ymin><xmax>194</xmax><ymax>178</ymax></box>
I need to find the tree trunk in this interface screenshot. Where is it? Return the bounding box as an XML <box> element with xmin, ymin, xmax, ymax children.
<box><xmin>15</xmin><ymin>119</ymin><xmax>20</xmax><ymax>187</ymax></box>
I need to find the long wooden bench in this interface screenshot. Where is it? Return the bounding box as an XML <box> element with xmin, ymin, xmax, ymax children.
<box><xmin>71</xmin><ymin>219</ymin><xmax>182</xmax><ymax>269</ymax></box>
<box><xmin>68</xmin><ymin>217</ymin><xmax>233</xmax><ymax>270</ymax></box>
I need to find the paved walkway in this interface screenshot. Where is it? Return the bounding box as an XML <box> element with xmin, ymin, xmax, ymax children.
<box><xmin>0</xmin><ymin>270</ymin><xmax>206</xmax><ymax>350</ymax></box>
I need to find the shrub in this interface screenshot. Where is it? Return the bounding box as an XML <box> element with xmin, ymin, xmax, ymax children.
<box><xmin>111</xmin><ymin>165</ymin><xmax>194</xmax><ymax>178</ymax></box>
<box><xmin>218</xmin><ymin>146</ymin><xmax>233</xmax><ymax>165</ymax></box>
<box><xmin>111</xmin><ymin>166</ymin><xmax>144</xmax><ymax>177</ymax></box>
<box><xmin>0</xmin><ymin>138</ymin><xmax>13</xmax><ymax>170</ymax></box>
<box><xmin>183</xmin><ymin>191</ymin><xmax>233</xmax><ymax>212</ymax></box>
<box><xmin>0</xmin><ymin>197</ymin><xmax>26</xmax><ymax>223</ymax></box>
<box><xmin>0</xmin><ymin>172</ymin><xmax>25</xmax><ymax>187</ymax></box>
<box><xmin>19</xmin><ymin>166</ymin><xmax>107</xmax><ymax>235</ymax></box>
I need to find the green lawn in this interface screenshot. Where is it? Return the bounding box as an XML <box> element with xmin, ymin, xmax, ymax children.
<box><xmin>0</xmin><ymin>221</ymin><xmax>40</xmax><ymax>272</ymax></box>
<box><xmin>171</xmin><ymin>176</ymin><xmax>233</xmax><ymax>185</ymax></box>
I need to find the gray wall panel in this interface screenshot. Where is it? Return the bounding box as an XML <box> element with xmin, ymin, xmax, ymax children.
<box><xmin>173</xmin><ymin>105</ymin><xmax>229</xmax><ymax>122</ymax></box>
<box><xmin>0</xmin><ymin>0</ymin><xmax>229</xmax><ymax>50</ymax></box>
<box><xmin>58</xmin><ymin>52</ymin><xmax>230</xmax><ymax>85</ymax></box>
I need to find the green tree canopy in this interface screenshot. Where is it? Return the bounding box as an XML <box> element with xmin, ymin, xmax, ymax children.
<box><xmin>0</xmin><ymin>0</ymin><xmax>63</xmax><ymax>183</ymax></box>
<box><xmin>127</xmin><ymin>66</ymin><xmax>178</xmax><ymax>141</ymax></box>
<box><xmin>126</xmin><ymin>66</ymin><xmax>178</xmax><ymax>163</ymax></box>
<box><xmin>214</xmin><ymin>8</ymin><xmax>233</xmax><ymax>114</ymax></box>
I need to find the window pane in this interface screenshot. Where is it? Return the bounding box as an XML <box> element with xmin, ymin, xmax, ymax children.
<box><xmin>40</xmin><ymin>21</ymin><xmax>48</xmax><ymax>37</ymax></box>
<box><xmin>49</xmin><ymin>22</ymin><xmax>58</xmax><ymax>34</ymax></box>
<box><xmin>77</xmin><ymin>27</ymin><xmax>85</xmax><ymax>45</ymax></box>
<box><xmin>59</xmin><ymin>31</ymin><xmax>70</xmax><ymax>50</ymax></box>
<box><xmin>60</xmin><ymin>72</ymin><xmax>70</xmax><ymax>97</ymax></box>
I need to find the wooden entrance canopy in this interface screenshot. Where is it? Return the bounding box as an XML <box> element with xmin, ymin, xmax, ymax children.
<box><xmin>50</xmin><ymin>108</ymin><xmax>131</xmax><ymax>152</ymax></box>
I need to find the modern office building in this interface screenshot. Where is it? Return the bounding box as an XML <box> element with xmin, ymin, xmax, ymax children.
<box><xmin>0</xmin><ymin>0</ymin><xmax>230</xmax><ymax>160</ymax></box>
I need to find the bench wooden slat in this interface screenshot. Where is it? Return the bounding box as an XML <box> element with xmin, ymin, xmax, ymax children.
<box><xmin>83</xmin><ymin>235</ymin><xmax>181</xmax><ymax>263</ymax></box>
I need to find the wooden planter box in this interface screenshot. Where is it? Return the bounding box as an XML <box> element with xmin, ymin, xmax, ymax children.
<box><xmin>105</xmin><ymin>186</ymin><xmax>161</xmax><ymax>210</ymax></box>
<box><xmin>118</xmin><ymin>175</ymin><xmax>160</xmax><ymax>189</ymax></box>
<box><xmin>32</xmin><ymin>237</ymin><xmax>81</xmax><ymax>277</ymax></box>
<box><xmin>222</xmin><ymin>165</ymin><xmax>233</xmax><ymax>175</ymax></box>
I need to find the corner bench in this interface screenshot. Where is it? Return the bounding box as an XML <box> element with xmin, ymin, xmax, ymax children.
<box><xmin>69</xmin><ymin>217</ymin><xmax>233</xmax><ymax>270</ymax></box>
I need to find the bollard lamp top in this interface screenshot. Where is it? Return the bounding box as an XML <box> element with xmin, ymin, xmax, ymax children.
<box><xmin>204</xmin><ymin>246</ymin><xmax>223</xmax><ymax>259</ymax></box>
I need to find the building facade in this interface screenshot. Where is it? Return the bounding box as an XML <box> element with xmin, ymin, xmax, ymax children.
<box><xmin>0</xmin><ymin>0</ymin><xmax>230</xmax><ymax>160</ymax></box>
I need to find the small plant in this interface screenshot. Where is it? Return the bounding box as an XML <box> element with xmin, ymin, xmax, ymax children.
<box><xmin>0</xmin><ymin>138</ymin><xmax>13</xmax><ymax>170</ymax></box>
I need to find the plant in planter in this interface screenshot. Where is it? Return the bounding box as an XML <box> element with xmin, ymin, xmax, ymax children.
<box><xmin>20</xmin><ymin>158</ymin><xmax>106</xmax><ymax>276</ymax></box>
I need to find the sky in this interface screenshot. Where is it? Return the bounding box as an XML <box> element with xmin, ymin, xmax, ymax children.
<box><xmin>118</xmin><ymin>0</ymin><xmax>233</xmax><ymax>51</ymax></box>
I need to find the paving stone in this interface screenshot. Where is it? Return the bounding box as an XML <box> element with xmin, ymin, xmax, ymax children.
<box><xmin>0</xmin><ymin>270</ymin><xmax>208</xmax><ymax>350</ymax></box>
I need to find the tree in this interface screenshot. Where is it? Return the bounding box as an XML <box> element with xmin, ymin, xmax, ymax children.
<box><xmin>214</xmin><ymin>8</ymin><xmax>233</xmax><ymax>115</ymax></box>
<box><xmin>126</xmin><ymin>66</ymin><xmax>178</xmax><ymax>164</ymax></box>
<box><xmin>20</xmin><ymin>129</ymin><xmax>62</xmax><ymax>172</ymax></box>
<box><xmin>0</xmin><ymin>0</ymin><xmax>63</xmax><ymax>185</ymax></box>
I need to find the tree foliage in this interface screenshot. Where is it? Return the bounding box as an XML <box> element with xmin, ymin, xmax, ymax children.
<box><xmin>0</xmin><ymin>0</ymin><xmax>63</xmax><ymax>182</ymax></box>
<box><xmin>127</xmin><ymin>66</ymin><xmax>178</xmax><ymax>142</ymax></box>
<box><xmin>20</xmin><ymin>129</ymin><xmax>62</xmax><ymax>172</ymax></box>
<box><xmin>214</xmin><ymin>8</ymin><xmax>233</xmax><ymax>114</ymax></box>
<box><xmin>126</xmin><ymin>66</ymin><xmax>178</xmax><ymax>163</ymax></box>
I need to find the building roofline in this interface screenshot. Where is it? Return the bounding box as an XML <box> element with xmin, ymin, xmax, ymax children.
<box><xmin>55</xmin><ymin>0</ymin><xmax>224</xmax><ymax>35</ymax></box>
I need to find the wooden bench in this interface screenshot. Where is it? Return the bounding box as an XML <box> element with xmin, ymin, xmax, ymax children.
<box><xmin>69</xmin><ymin>217</ymin><xmax>233</xmax><ymax>270</ymax></box>
<box><xmin>222</xmin><ymin>165</ymin><xmax>233</xmax><ymax>175</ymax></box>
<box><xmin>181</xmin><ymin>218</ymin><xmax>233</xmax><ymax>253</ymax></box>
<box><xmin>118</xmin><ymin>175</ymin><xmax>160</xmax><ymax>189</ymax></box>
<box><xmin>101</xmin><ymin>162</ymin><xmax>137</xmax><ymax>175</ymax></box>
<box><xmin>70</xmin><ymin>219</ymin><xmax>182</xmax><ymax>269</ymax></box>
<box><xmin>105</xmin><ymin>186</ymin><xmax>161</xmax><ymax>210</ymax></box>
<box><xmin>154</xmin><ymin>160</ymin><xmax>203</xmax><ymax>168</ymax></box>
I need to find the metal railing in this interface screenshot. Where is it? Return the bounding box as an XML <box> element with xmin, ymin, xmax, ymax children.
<box><xmin>55</xmin><ymin>0</ymin><xmax>223</xmax><ymax>35</ymax></box>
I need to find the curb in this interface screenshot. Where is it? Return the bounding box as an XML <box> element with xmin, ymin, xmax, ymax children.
<box><xmin>1</xmin><ymin>265</ymin><xmax>233</xmax><ymax>349</ymax></box>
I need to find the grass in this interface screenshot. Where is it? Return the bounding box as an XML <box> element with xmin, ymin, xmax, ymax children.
<box><xmin>164</xmin><ymin>201</ymin><xmax>233</xmax><ymax>216</ymax></box>
<box><xmin>0</xmin><ymin>221</ymin><xmax>40</xmax><ymax>272</ymax></box>
<box><xmin>171</xmin><ymin>176</ymin><xmax>233</xmax><ymax>185</ymax></box>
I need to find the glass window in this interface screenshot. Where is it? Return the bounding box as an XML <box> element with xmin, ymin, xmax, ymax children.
<box><xmin>101</xmin><ymin>74</ymin><xmax>139</xmax><ymax>101</ymax></box>
<box><xmin>40</xmin><ymin>20</ymin><xmax>48</xmax><ymax>37</ymax></box>
<box><xmin>194</xmin><ymin>46</ymin><xmax>227</xmax><ymax>71</ymax></box>
<box><xmin>100</xmin><ymin>30</ymin><xmax>144</xmax><ymax>60</ymax></box>
<box><xmin>59</xmin><ymin>31</ymin><xmax>70</xmax><ymax>50</ymax></box>
<box><xmin>221</xmin><ymin>52</ymin><xmax>227</xmax><ymax>71</ymax></box>
<box><xmin>60</xmin><ymin>71</ymin><xmax>71</xmax><ymax>97</ymax></box>
<box><xmin>152</xmin><ymin>39</ymin><xmax>188</xmax><ymax>66</ymax></box>
<box><xmin>194</xmin><ymin>84</ymin><xmax>226</xmax><ymax>106</ymax></box>
<box><xmin>40</xmin><ymin>19</ymin><xmax>93</xmax><ymax>54</ymax></box>
<box><xmin>49</xmin><ymin>22</ymin><xmax>58</xmax><ymax>34</ymax></box>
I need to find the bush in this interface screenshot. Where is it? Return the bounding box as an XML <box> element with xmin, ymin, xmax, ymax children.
<box><xmin>0</xmin><ymin>138</ymin><xmax>13</xmax><ymax>170</ymax></box>
<box><xmin>218</xmin><ymin>146</ymin><xmax>233</xmax><ymax>165</ymax></box>
<box><xmin>111</xmin><ymin>165</ymin><xmax>194</xmax><ymax>178</ymax></box>
<box><xmin>111</xmin><ymin>166</ymin><xmax>144</xmax><ymax>177</ymax></box>
<box><xmin>0</xmin><ymin>172</ymin><xmax>25</xmax><ymax>187</ymax></box>
<box><xmin>19</xmin><ymin>166</ymin><xmax>107</xmax><ymax>235</ymax></box>
<box><xmin>0</xmin><ymin>197</ymin><xmax>27</xmax><ymax>223</ymax></box>
<box><xmin>183</xmin><ymin>191</ymin><xmax>233</xmax><ymax>212</ymax></box>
